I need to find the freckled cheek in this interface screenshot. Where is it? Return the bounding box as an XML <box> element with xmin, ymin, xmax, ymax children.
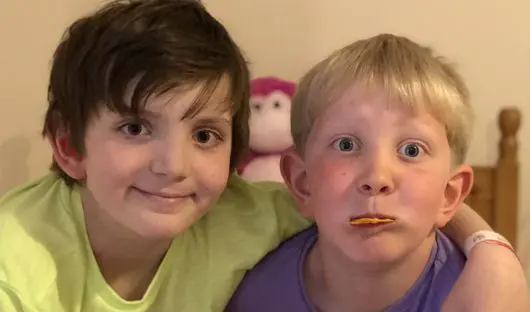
<box><xmin>116</xmin><ymin>146</ymin><xmax>152</xmax><ymax>167</ymax></box>
<box><xmin>399</xmin><ymin>174</ymin><xmax>447</xmax><ymax>209</ymax></box>
<box><xmin>308</xmin><ymin>158</ymin><xmax>354</xmax><ymax>194</ymax></box>
<box><xmin>203</xmin><ymin>166</ymin><xmax>228</xmax><ymax>188</ymax></box>
<box><xmin>86</xmin><ymin>143</ymin><xmax>149</xmax><ymax>180</ymax></box>
<box><xmin>193</xmin><ymin>151</ymin><xmax>231</xmax><ymax>193</ymax></box>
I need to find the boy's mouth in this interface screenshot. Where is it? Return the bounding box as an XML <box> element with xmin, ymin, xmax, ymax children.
<box><xmin>133</xmin><ymin>187</ymin><xmax>195</xmax><ymax>202</ymax></box>
<box><xmin>349</xmin><ymin>214</ymin><xmax>396</xmax><ymax>226</ymax></box>
<box><xmin>133</xmin><ymin>186</ymin><xmax>193</xmax><ymax>198</ymax></box>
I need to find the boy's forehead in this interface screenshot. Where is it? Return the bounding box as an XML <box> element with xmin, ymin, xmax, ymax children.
<box><xmin>323</xmin><ymin>84</ymin><xmax>424</xmax><ymax>117</ymax></box>
<box><xmin>309</xmin><ymin>85</ymin><xmax>441</xmax><ymax>136</ymax></box>
<box><xmin>124</xmin><ymin>76</ymin><xmax>233</xmax><ymax>118</ymax></box>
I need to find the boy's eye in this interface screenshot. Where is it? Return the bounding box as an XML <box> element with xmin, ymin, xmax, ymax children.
<box><xmin>195</xmin><ymin>130</ymin><xmax>212</xmax><ymax>143</ymax></box>
<box><xmin>398</xmin><ymin>143</ymin><xmax>423</xmax><ymax>158</ymax></box>
<box><xmin>120</xmin><ymin>122</ymin><xmax>150</xmax><ymax>136</ymax></box>
<box><xmin>333</xmin><ymin>137</ymin><xmax>359</xmax><ymax>153</ymax></box>
<box><xmin>193</xmin><ymin>129</ymin><xmax>222</xmax><ymax>147</ymax></box>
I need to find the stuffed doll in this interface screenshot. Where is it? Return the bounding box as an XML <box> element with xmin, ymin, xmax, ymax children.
<box><xmin>237</xmin><ymin>76</ymin><xmax>296</xmax><ymax>182</ymax></box>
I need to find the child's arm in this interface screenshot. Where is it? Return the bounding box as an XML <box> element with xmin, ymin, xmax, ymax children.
<box><xmin>443</xmin><ymin>244</ymin><xmax>530</xmax><ymax>312</ymax></box>
<box><xmin>441</xmin><ymin>204</ymin><xmax>530</xmax><ymax>312</ymax></box>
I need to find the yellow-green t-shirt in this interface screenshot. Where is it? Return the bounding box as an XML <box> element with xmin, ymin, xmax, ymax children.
<box><xmin>0</xmin><ymin>173</ymin><xmax>311</xmax><ymax>311</ymax></box>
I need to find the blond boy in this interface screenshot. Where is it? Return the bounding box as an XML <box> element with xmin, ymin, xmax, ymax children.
<box><xmin>226</xmin><ymin>34</ymin><xmax>527</xmax><ymax>312</ymax></box>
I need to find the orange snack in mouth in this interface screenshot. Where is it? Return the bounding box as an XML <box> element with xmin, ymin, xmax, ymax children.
<box><xmin>350</xmin><ymin>217</ymin><xmax>395</xmax><ymax>225</ymax></box>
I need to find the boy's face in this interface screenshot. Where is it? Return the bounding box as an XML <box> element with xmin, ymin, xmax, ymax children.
<box><xmin>71</xmin><ymin>79</ymin><xmax>233</xmax><ymax>240</ymax></box>
<box><xmin>282</xmin><ymin>86</ymin><xmax>472</xmax><ymax>265</ymax></box>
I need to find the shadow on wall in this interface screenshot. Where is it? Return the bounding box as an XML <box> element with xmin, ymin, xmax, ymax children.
<box><xmin>0</xmin><ymin>136</ymin><xmax>31</xmax><ymax>195</ymax></box>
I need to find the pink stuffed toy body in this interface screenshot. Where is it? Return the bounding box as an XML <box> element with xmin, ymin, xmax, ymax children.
<box><xmin>237</xmin><ymin>77</ymin><xmax>295</xmax><ymax>182</ymax></box>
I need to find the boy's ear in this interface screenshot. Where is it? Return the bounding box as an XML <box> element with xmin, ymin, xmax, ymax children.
<box><xmin>280</xmin><ymin>148</ymin><xmax>312</xmax><ymax>217</ymax></box>
<box><xmin>48</xmin><ymin>133</ymin><xmax>87</xmax><ymax>180</ymax></box>
<box><xmin>436</xmin><ymin>164</ymin><xmax>474</xmax><ymax>228</ymax></box>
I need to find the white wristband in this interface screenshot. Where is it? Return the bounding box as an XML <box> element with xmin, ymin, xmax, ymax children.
<box><xmin>463</xmin><ymin>230</ymin><xmax>515</xmax><ymax>257</ymax></box>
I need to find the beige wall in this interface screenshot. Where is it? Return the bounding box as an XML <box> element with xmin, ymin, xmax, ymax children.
<box><xmin>0</xmin><ymin>0</ymin><xmax>101</xmax><ymax>191</ymax></box>
<box><xmin>0</xmin><ymin>0</ymin><xmax>528</xmax><ymax>278</ymax></box>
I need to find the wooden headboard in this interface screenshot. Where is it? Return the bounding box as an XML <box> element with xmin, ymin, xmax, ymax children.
<box><xmin>464</xmin><ymin>107</ymin><xmax>521</xmax><ymax>247</ymax></box>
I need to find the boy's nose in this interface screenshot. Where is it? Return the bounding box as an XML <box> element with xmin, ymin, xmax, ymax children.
<box><xmin>149</xmin><ymin>141</ymin><xmax>189</xmax><ymax>180</ymax></box>
<box><xmin>356</xmin><ymin>155</ymin><xmax>395</xmax><ymax>196</ymax></box>
<box><xmin>357</xmin><ymin>180</ymin><xmax>393</xmax><ymax>196</ymax></box>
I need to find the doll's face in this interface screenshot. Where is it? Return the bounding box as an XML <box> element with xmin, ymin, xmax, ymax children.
<box><xmin>248</xmin><ymin>90</ymin><xmax>293</xmax><ymax>152</ymax></box>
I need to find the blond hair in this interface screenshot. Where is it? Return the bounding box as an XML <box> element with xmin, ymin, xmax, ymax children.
<box><xmin>291</xmin><ymin>33</ymin><xmax>473</xmax><ymax>164</ymax></box>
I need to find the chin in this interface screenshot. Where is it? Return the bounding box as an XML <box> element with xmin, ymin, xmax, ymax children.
<box><xmin>336</xmin><ymin>236</ymin><xmax>410</xmax><ymax>266</ymax></box>
<box><xmin>133</xmin><ymin>210</ymin><xmax>202</xmax><ymax>240</ymax></box>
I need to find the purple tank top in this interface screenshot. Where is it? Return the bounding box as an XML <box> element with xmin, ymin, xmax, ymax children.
<box><xmin>226</xmin><ymin>226</ymin><xmax>465</xmax><ymax>312</ymax></box>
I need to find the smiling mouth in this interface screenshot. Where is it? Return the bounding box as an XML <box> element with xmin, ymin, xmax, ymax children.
<box><xmin>349</xmin><ymin>214</ymin><xmax>396</xmax><ymax>226</ymax></box>
<box><xmin>133</xmin><ymin>187</ymin><xmax>193</xmax><ymax>200</ymax></box>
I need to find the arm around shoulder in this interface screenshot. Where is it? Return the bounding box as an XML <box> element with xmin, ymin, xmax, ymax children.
<box><xmin>442</xmin><ymin>243</ymin><xmax>530</xmax><ymax>312</ymax></box>
<box><xmin>441</xmin><ymin>205</ymin><xmax>530</xmax><ymax>312</ymax></box>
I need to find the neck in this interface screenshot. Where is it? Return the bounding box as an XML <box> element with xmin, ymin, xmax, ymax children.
<box><xmin>305</xmin><ymin>234</ymin><xmax>435</xmax><ymax>312</ymax></box>
<box><xmin>81</xmin><ymin>189</ymin><xmax>172</xmax><ymax>300</ymax></box>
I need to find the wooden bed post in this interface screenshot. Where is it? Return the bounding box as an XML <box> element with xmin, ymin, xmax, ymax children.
<box><xmin>494</xmin><ymin>107</ymin><xmax>520</xmax><ymax>247</ymax></box>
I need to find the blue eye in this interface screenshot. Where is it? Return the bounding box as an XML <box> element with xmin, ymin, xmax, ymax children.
<box><xmin>334</xmin><ymin>137</ymin><xmax>358</xmax><ymax>153</ymax></box>
<box><xmin>399</xmin><ymin>143</ymin><xmax>423</xmax><ymax>158</ymax></box>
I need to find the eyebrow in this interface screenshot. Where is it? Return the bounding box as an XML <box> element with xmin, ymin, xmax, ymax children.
<box><xmin>137</xmin><ymin>109</ymin><xmax>162</xmax><ymax>120</ymax></box>
<box><xmin>193</xmin><ymin>116</ymin><xmax>232</xmax><ymax>127</ymax></box>
<box><xmin>137</xmin><ymin>109</ymin><xmax>231</xmax><ymax>125</ymax></box>
<box><xmin>182</xmin><ymin>100</ymin><xmax>232</xmax><ymax>120</ymax></box>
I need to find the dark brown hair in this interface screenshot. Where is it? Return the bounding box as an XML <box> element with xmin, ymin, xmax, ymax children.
<box><xmin>43</xmin><ymin>0</ymin><xmax>250</xmax><ymax>185</ymax></box>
